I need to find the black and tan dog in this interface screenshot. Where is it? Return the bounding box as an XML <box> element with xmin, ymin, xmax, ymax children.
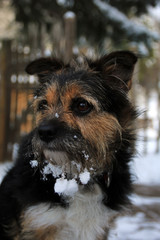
<box><xmin>0</xmin><ymin>51</ymin><xmax>137</xmax><ymax>240</ymax></box>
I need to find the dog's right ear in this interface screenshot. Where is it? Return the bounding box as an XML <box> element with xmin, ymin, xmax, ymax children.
<box><xmin>25</xmin><ymin>57</ymin><xmax>64</xmax><ymax>82</ymax></box>
<box><xmin>88</xmin><ymin>51</ymin><xmax>137</xmax><ymax>91</ymax></box>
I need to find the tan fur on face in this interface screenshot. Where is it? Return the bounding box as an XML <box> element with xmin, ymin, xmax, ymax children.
<box><xmin>60</xmin><ymin>83</ymin><xmax>122</xmax><ymax>166</ymax></box>
<box><xmin>60</xmin><ymin>83</ymin><xmax>101</xmax><ymax>129</ymax></box>
<box><xmin>61</xmin><ymin>109</ymin><xmax>122</xmax><ymax>170</ymax></box>
<box><xmin>33</xmin><ymin>82</ymin><xmax>60</xmax><ymax>124</ymax></box>
<box><xmin>33</xmin><ymin>81</ymin><xmax>122</xmax><ymax>171</ymax></box>
<box><xmin>33</xmin><ymin>82</ymin><xmax>58</xmax><ymax>112</ymax></box>
<box><xmin>78</xmin><ymin>112</ymin><xmax>122</xmax><ymax>159</ymax></box>
<box><xmin>45</xmin><ymin>82</ymin><xmax>58</xmax><ymax>106</ymax></box>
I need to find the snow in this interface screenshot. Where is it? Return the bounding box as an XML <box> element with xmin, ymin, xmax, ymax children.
<box><xmin>64</xmin><ymin>11</ymin><xmax>76</xmax><ymax>19</ymax></box>
<box><xmin>54</xmin><ymin>178</ymin><xmax>78</xmax><ymax>196</ymax></box>
<box><xmin>137</xmin><ymin>42</ymin><xmax>149</xmax><ymax>56</ymax></box>
<box><xmin>34</xmin><ymin>95</ymin><xmax>38</xmax><ymax>99</ymax></box>
<box><xmin>109</xmin><ymin>212</ymin><xmax>160</xmax><ymax>240</ymax></box>
<box><xmin>0</xmin><ymin>162</ymin><xmax>13</xmax><ymax>184</ymax></box>
<box><xmin>71</xmin><ymin>161</ymin><xmax>81</xmax><ymax>172</ymax></box>
<box><xmin>52</xmin><ymin>167</ymin><xmax>91</xmax><ymax>196</ymax></box>
<box><xmin>40</xmin><ymin>159</ymin><xmax>90</xmax><ymax>195</ymax></box>
<box><xmin>55</xmin><ymin>113</ymin><xmax>59</xmax><ymax>118</ymax></box>
<box><xmin>82</xmin><ymin>150</ymin><xmax>89</xmax><ymax>160</ymax></box>
<box><xmin>132</xmin><ymin>90</ymin><xmax>160</xmax><ymax>185</ymax></box>
<box><xmin>134</xmin><ymin>152</ymin><xmax>160</xmax><ymax>185</ymax></box>
<box><xmin>109</xmin><ymin>194</ymin><xmax>160</xmax><ymax>240</ymax></box>
<box><xmin>93</xmin><ymin>0</ymin><xmax>159</xmax><ymax>41</ymax></box>
<box><xmin>57</xmin><ymin>0</ymin><xmax>67</xmax><ymax>7</ymax></box>
<box><xmin>149</xmin><ymin>4</ymin><xmax>160</xmax><ymax>22</ymax></box>
<box><xmin>30</xmin><ymin>160</ymin><xmax>38</xmax><ymax>168</ymax></box>
<box><xmin>132</xmin><ymin>194</ymin><xmax>160</xmax><ymax>206</ymax></box>
<box><xmin>41</xmin><ymin>162</ymin><xmax>62</xmax><ymax>180</ymax></box>
<box><xmin>79</xmin><ymin>169</ymin><xmax>90</xmax><ymax>184</ymax></box>
<box><xmin>12</xmin><ymin>143</ymin><xmax>19</xmax><ymax>162</ymax></box>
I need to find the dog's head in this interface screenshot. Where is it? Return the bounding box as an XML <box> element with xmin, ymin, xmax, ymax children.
<box><xmin>26</xmin><ymin>51</ymin><xmax>137</xmax><ymax>183</ymax></box>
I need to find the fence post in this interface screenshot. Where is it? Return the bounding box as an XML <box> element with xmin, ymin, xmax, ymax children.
<box><xmin>0</xmin><ymin>40</ymin><xmax>12</xmax><ymax>162</ymax></box>
<box><xmin>64</xmin><ymin>11</ymin><xmax>76</xmax><ymax>63</ymax></box>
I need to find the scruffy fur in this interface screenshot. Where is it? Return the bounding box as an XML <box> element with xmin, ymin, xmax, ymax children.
<box><xmin>0</xmin><ymin>51</ymin><xmax>137</xmax><ymax>240</ymax></box>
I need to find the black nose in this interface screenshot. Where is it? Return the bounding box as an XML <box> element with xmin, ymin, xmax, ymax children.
<box><xmin>38</xmin><ymin>120</ymin><xmax>58</xmax><ymax>143</ymax></box>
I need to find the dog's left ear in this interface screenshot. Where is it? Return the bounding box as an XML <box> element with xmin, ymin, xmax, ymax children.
<box><xmin>89</xmin><ymin>51</ymin><xmax>137</xmax><ymax>91</ymax></box>
<box><xmin>25</xmin><ymin>57</ymin><xmax>64</xmax><ymax>83</ymax></box>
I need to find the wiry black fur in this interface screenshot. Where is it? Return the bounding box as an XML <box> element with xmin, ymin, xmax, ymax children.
<box><xmin>0</xmin><ymin>51</ymin><xmax>138</xmax><ymax>240</ymax></box>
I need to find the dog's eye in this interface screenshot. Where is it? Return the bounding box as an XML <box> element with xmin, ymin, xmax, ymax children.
<box><xmin>71</xmin><ymin>98</ymin><xmax>93</xmax><ymax>116</ymax></box>
<box><xmin>37</xmin><ymin>100</ymin><xmax>48</xmax><ymax>111</ymax></box>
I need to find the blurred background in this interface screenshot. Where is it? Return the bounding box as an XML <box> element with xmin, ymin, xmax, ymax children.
<box><xmin>0</xmin><ymin>0</ymin><xmax>160</xmax><ymax>238</ymax></box>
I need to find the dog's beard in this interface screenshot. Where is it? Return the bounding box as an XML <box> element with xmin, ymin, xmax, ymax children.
<box><xmin>43</xmin><ymin>150</ymin><xmax>81</xmax><ymax>179</ymax></box>
<box><xmin>31</xmin><ymin>132</ymin><xmax>112</xmax><ymax>181</ymax></box>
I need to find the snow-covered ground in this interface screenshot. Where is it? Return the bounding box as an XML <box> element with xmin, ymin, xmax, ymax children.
<box><xmin>134</xmin><ymin>151</ymin><xmax>160</xmax><ymax>185</ymax></box>
<box><xmin>109</xmin><ymin>188</ymin><xmax>160</xmax><ymax>239</ymax></box>
<box><xmin>109</xmin><ymin>210</ymin><xmax>160</xmax><ymax>240</ymax></box>
<box><xmin>0</xmin><ymin>162</ymin><xmax>12</xmax><ymax>184</ymax></box>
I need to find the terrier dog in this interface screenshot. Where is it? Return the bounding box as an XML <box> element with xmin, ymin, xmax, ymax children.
<box><xmin>0</xmin><ymin>51</ymin><xmax>137</xmax><ymax>240</ymax></box>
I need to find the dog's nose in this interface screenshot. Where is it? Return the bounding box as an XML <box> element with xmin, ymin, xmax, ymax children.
<box><xmin>38</xmin><ymin>120</ymin><xmax>58</xmax><ymax>143</ymax></box>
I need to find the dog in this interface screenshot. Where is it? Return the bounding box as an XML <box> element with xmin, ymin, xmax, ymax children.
<box><xmin>0</xmin><ymin>51</ymin><xmax>137</xmax><ymax>240</ymax></box>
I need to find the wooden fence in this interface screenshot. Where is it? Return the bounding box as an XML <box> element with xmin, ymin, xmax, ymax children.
<box><xmin>0</xmin><ymin>40</ymin><xmax>38</xmax><ymax>162</ymax></box>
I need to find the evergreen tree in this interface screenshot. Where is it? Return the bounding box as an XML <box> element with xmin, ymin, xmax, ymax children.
<box><xmin>12</xmin><ymin>0</ymin><xmax>159</xmax><ymax>51</ymax></box>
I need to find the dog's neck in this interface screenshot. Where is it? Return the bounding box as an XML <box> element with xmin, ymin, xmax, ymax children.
<box><xmin>21</xmin><ymin>184</ymin><xmax>116</xmax><ymax>240</ymax></box>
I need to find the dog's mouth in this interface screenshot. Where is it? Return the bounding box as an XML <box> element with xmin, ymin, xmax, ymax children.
<box><xmin>43</xmin><ymin>150</ymin><xmax>68</xmax><ymax>166</ymax></box>
<box><xmin>41</xmin><ymin>149</ymin><xmax>94</xmax><ymax>181</ymax></box>
<box><xmin>31</xmin><ymin>132</ymin><xmax>113</xmax><ymax>188</ymax></box>
<box><xmin>36</xmin><ymin>149</ymin><xmax>111</xmax><ymax>186</ymax></box>
<box><xmin>30</xmin><ymin>146</ymin><xmax>112</xmax><ymax>197</ymax></box>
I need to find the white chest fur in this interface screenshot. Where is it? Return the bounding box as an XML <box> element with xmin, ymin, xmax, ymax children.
<box><xmin>21</xmin><ymin>184</ymin><xmax>115</xmax><ymax>240</ymax></box>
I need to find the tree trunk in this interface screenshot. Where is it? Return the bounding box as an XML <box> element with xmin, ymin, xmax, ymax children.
<box><xmin>0</xmin><ymin>40</ymin><xmax>12</xmax><ymax>162</ymax></box>
<box><xmin>64</xmin><ymin>12</ymin><xmax>76</xmax><ymax>63</ymax></box>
